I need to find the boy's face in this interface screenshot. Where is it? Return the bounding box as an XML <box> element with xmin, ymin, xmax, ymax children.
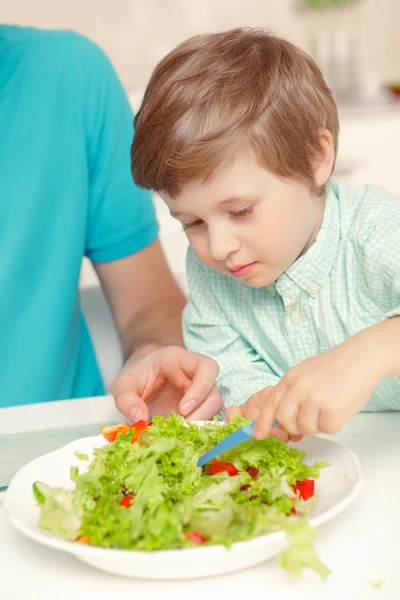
<box><xmin>161</xmin><ymin>150</ymin><xmax>326</xmax><ymax>287</ymax></box>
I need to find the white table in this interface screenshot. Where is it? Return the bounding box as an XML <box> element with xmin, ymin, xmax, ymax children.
<box><xmin>0</xmin><ymin>401</ymin><xmax>399</xmax><ymax>600</ymax></box>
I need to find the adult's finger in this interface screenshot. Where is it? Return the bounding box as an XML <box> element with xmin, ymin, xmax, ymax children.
<box><xmin>185</xmin><ymin>385</ymin><xmax>223</xmax><ymax>421</ymax></box>
<box><xmin>178</xmin><ymin>353</ymin><xmax>220</xmax><ymax>416</ymax></box>
<box><xmin>111</xmin><ymin>373</ymin><xmax>151</xmax><ymax>423</ymax></box>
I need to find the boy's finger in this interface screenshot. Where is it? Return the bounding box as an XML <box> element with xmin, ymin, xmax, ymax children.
<box><xmin>252</xmin><ymin>393</ymin><xmax>278</xmax><ymax>439</ymax></box>
<box><xmin>275</xmin><ymin>395</ymin><xmax>301</xmax><ymax>436</ymax></box>
<box><xmin>297</xmin><ymin>403</ymin><xmax>319</xmax><ymax>434</ymax></box>
<box><xmin>270</xmin><ymin>426</ymin><xmax>303</xmax><ymax>442</ymax></box>
<box><xmin>289</xmin><ymin>433</ymin><xmax>303</xmax><ymax>442</ymax></box>
<box><xmin>245</xmin><ymin>386</ymin><xmax>274</xmax><ymax>410</ymax></box>
<box><xmin>318</xmin><ymin>410</ymin><xmax>342</xmax><ymax>435</ymax></box>
<box><xmin>270</xmin><ymin>426</ymin><xmax>290</xmax><ymax>442</ymax></box>
<box><xmin>242</xmin><ymin>403</ymin><xmax>261</xmax><ymax>420</ymax></box>
<box><xmin>225</xmin><ymin>405</ymin><xmax>242</xmax><ymax>422</ymax></box>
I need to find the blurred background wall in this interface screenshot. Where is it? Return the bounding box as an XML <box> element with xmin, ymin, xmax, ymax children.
<box><xmin>1</xmin><ymin>0</ymin><xmax>399</xmax><ymax>102</ymax></box>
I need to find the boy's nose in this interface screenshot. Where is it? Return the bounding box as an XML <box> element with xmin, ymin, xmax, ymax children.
<box><xmin>208</xmin><ymin>226</ymin><xmax>240</xmax><ymax>262</ymax></box>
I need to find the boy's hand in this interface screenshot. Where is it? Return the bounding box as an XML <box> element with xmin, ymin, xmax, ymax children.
<box><xmin>112</xmin><ymin>346</ymin><xmax>223</xmax><ymax>423</ymax></box>
<box><xmin>246</xmin><ymin>338</ymin><xmax>384</xmax><ymax>440</ymax></box>
<box><xmin>225</xmin><ymin>397</ymin><xmax>302</xmax><ymax>443</ymax></box>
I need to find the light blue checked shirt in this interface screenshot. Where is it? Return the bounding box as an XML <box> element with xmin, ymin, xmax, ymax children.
<box><xmin>183</xmin><ymin>181</ymin><xmax>400</xmax><ymax>412</ymax></box>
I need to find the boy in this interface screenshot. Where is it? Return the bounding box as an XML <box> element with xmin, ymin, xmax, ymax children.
<box><xmin>131</xmin><ymin>28</ymin><xmax>400</xmax><ymax>439</ymax></box>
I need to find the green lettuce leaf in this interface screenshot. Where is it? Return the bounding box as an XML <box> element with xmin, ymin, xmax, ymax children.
<box><xmin>278</xmin><ymin>519</ymin><xmax>332</xmax><ymax>579</ymax></box>
<box><xmin>74</xmin><ymin>451</ymin><xmax>89</xmax><ymax>461</ymax></box>
<box><xmin>37</xmin><ymin>486</ymin><xmax>82</xmax><ymax>541</ymax></box>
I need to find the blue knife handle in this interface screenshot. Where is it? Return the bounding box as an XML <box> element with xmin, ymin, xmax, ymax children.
<box><xmin>241</xmin><ymin>421</ymin><xmax>255</xmax><ymax>436</ymax></box>
<box><xmin>197</xmin><ymin>420</ymin><xmax>279</xmax><ymax>468</ymax></box>
<box><xmin>197</xmin><ymin>421</ymin><xmax>255</xmax><ymax>467</ymax></box>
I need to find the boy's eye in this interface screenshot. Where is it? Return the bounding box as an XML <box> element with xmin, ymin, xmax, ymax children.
<box><xmin>182</xmin><ymin>219</ymin><xmax>204</xmax><ymax>231</ymax></box>
<box><xmin>230</xmin><ymin>206</ymin><xmax>253</xmax><ymax>219</ymax></box>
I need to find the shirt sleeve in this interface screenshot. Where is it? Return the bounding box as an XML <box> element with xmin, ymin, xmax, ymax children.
<box><xmin>362</xmin><ymin>216</ymin><xmax>400</xmax><ymax>319</ymax></box>
<box><xmin>77</xmin><ymin>38</ymin><xmax>158</xmax><ymax>262</ymax></box>
<box><xmin>182</xmin><ymin>247</ymin><xmax>279</xmax><ymax>411</ymax></box>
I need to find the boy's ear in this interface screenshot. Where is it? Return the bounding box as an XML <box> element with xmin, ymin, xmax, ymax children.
<box><xmin>313</xmin><ymin>128</ymin><xmax>335</xmax><ymax>188</ymax></box>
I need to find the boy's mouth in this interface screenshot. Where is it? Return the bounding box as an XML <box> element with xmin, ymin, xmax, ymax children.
<box><xmin>228</xmin><ymin>262</ymin><xmax>258</xmax><ymax>278</ymax></box>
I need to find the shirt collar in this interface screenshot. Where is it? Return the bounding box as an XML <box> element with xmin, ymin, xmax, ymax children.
<box><xmin>276</xmin><ymin>182</ymin><xmax>341</xmax><ymax>296</ymax></box>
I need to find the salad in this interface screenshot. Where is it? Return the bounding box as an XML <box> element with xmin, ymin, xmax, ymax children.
<box><xmin>33</xmin><ymin>414</ymin><xmax>330</xmax><ymax>578</ymax></box>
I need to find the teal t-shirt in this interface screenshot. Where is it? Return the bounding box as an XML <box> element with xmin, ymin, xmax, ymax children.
<box><xmin>0</xmin><ymin>26</ymin><xmax>159</xmax><ymax>407</ymax></box>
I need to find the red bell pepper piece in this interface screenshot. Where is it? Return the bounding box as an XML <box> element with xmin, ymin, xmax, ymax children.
<box><xmin>185</xmin><ymin>531</ymin><xmax>207</xmax><ymax>544</ymax></box>
<box><xmin>76</xmin><ymin>535</ymin><xmax>90</xmax><ymax>544</ymax></box>
<box><xmin>293</xmin><ymin>478</ymin><xmax>315</xmax><ymax>500</ymax></box>
<box><xmin>246</xmin><ymin>466</ymin><xmax>259</xmax><ymax>480</ymax></box>
<box><xmin>100</xmin><ymin>423</ymin><xmax>131</xmax><ymax>443</ymax></box>
<box><xmin>100</xmin><ymin>420</ymin><xmax>150</xmax><ymax>444</ymax></box>
<box><xmin>130</xmin><ymin>420</ymin><xmax>148</xmax><ymax>443</ymax></box>
<box><xmin>119</xmin><ymin>494</ymin><xmax>134</xmax><ymax>508</ymax></box>
<box><xmin>290</xmin><ymin>497</ymin><xmax>297</xmax><ymax>515</ymax></box>
<box><xmin>209</xmin><ymin>460</ymin><xmax>238</xmax><ymax>476</ymax></box>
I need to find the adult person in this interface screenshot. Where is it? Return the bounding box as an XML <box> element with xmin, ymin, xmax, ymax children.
<box><xmin>0</xmin><ymin>24</ymin><xmax>222</xmax><ymax>422</ymax></box>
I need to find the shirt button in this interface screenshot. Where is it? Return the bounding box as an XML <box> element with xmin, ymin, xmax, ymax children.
<box><xmin>308</xmin><ymin>283</ymin><xmax>319</xmax><ymax>295</ymax></box>
<box><xmin>291</xmin><ymin>310</ymin><xmax>302</xmax><ymax>324</ymax></box>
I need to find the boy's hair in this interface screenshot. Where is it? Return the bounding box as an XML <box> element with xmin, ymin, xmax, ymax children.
<box><xmin>131</xmin><ymin>28</ymin><xmax>339</xmax><ymax>197</ymax></box>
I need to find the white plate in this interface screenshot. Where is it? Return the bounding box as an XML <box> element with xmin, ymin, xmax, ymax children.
<box><xmin>4</xmin><ymin>430</ymin><xmax>362</xmax><ymax>580</ymax></box>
